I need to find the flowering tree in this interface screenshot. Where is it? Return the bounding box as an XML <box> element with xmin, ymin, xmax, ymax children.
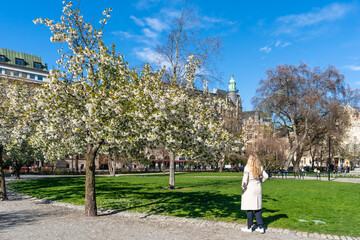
<box><xmin>0</xmin><ymin>80</ymin><xmax>39</xmax><ymax>200</ymax></box>
<box><xmin>145</xmin><ymin>56</ymin><xmax>242</xmax><ymax>188</ymax></box>
<box><xmin>33</xmin><ymin>1</ymin><xmax>160</xmax><ymax>216</ymax></box>
<box><xmin>0</xmin><ymin>80</ymin><xmax>13</xmax><ymax>200</ymax></box>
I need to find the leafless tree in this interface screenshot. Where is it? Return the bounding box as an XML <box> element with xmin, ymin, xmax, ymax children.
<box><xmin>246</xmin><ymin>129</ymin><xmax>288</xmax><ymax>170</ymax></box>
<box><xmin>155</xmin><ymin>0</ymin><xmax>222</xmax><ymax>87</ymax></box>
<box><xmin>253</xmin><ymin>63</ymin><xmax>357</xmax><ymax>171</ymax></box>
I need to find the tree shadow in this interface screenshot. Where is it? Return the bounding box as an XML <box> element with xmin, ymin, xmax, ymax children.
<box><xmin>263</xmin><ymin>213</ymin><xmax>288</xmax><ymax>226</ymax></box>
<box><xmin>0</xmin><ymin>210</ymin><xmax>56</xmax><ymax>231</ymax></box>
<box><xmin>8</xmin><ymin>176</ymin><xmax>288</xmax><ymax>225</ymax></box>
<box><xmin>95</xmin><ymin>179</ymin><xmax>246</xmax><ymax>221</ymax></box>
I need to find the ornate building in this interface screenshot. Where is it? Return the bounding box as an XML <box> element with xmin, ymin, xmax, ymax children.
<box><xmin>213</xmin><ymin>74</ymin><xmax>271</xmax><ymax>141</ymax></box>
<box><xmin>212</xmin><ymin>74</ymin><xmax>243</xmax><ymax>136</ymax></box>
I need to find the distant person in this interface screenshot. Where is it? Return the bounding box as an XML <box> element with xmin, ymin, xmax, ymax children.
<box><xmin>344</xmin><ymin>164</ymin><xmax>347</xmax><ymax>174</ymax></box>
<box><xmin>301</xmin><ymin>167</ymin><xmax>305</xmax><ymax>179</ymax></box>
<box><xmin>314</xmin><ymin>168</ymin><xmax>320</xmax><ymax>180</ymax></box>
<box><xmin>241</xmin><ymin>153</ymin><xmax>269</xmax><ymax>234</ymax></box>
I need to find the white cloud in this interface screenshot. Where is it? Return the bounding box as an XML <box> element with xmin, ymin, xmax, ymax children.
<box><xmin>135</xmin><ymin>47</ymin><xmax>170</xmax><ymax>67</ymax></box>
<box><xmin>281</xmin><ymin>42</ymin><xmax>291</xmax><ymax>47</ymax></box>
<box><xmin>275</xmin><ymin>3</ymin><xmax>353</xmax><ymax>36</ymax></box>
<box><xmin>112</xmin><ymin>31</ymin><xmax>154</xmax><ymax>46</ymax></box>
<box><xmin>130</xmin><ymin>15</ymin><xmax>145</xmax><ymax>27</ymax></box>
<box><xmin>356</xmin><ymin>81</ymin><xmax>360</xmax><ymax>85</ymax></box>
<box><xmin>203</xmin><ymin>16</ymin><xmax>224</xmax><ymax>23</ymax></box>
<box><xmin>277</xmin><ymin>3</ymin><xmax>352</xmax><ymax>27</ymax></box>
<box><xmin>112</xmin><ymin>31</ymin><xmax>134</xmax><ymax>39</ymax></box>
<box><xmin>344</xmin><ymin>65</ymin><xmax>360</xmax><ymax>71</ymax></box>
<box><xmin>135</xmin><ymin>0</ymin><xmax>160</xmax><ymax>10</ymax></box>
<box><xmin>259</xmin><ymin>46</ymin><xmax>271</xmax><ymax>53</ymax></box>
<box><xmin>142</xmin><ymin>28</ymin><xmax>158</xmax><ymax>38</ymax></box>
<box><xmin>275</xmin><ymin>41</ymin><xmax>281</xmax><ymax>47</ymax></box>
<box><xmin>202</xmin><ymin>16</ymin><xmax>239</xmax><ymax>28</ymax></box>
<box><xmin>160</xmin><ymin>8</ymin><xmax>181</xmax><ymax>18</ymax></box>
<box><xmin>144</xmin><ymin>17</ymin><xmax>169</xmax><ymax>32</ymax></box>
<box><xmin>135</xmin><ymin>47</ymin><xmax>158</xmax><ymax>62</ymax></box>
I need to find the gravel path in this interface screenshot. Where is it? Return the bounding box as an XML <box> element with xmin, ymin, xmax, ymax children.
<box><xmin>1</xmin><ymin>175</ymin><xmax>359</xmax><ymax>240</ymax></box>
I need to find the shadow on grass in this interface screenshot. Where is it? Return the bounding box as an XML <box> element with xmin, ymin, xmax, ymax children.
<box><xmin>8</xmin><ymin>177</ymin><xmax>287</xmax><ymax>225</ymax></box>
<box><xmin>263</xmin><ymin>213</ymin><xmax>289</xmax><ymax>226</ymax></box>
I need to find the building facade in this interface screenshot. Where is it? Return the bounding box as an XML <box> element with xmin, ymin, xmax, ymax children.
<box><xmin>342</xmin><ymin>105</ymin><xmax>360</xmax><ymax>168</ymax></box>
<box><xmin>0</xmin><ymin>48</ymin><xmax>49</xmax><ymax>84</ymax></box>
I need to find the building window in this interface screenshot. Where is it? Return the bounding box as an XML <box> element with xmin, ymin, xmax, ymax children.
<box><xmin>34</xmin><ymin>62</ymin><xmax>42</xmax><ymax>69</ymax></box>
<box><xmin>13</xmin><ymin>71</ymin><xmax>19</xmax><ymax>76</ymax></box>
<box><xmin>30</xmin><ymin>74</ymin><xmax>35</xmax><ymax>79</ymax></box>
<box><xmin>16</xmin><ymin>58</ymin><xmax>25</xmax><ymax>66</ymax></box>
<box><xmin>0</xmin><ymin>68</ymin><xmax>2</xmax><ymax>74</ymax></box>
<box><xmin>21</xmin><ymin>72</ymin><xmax>28</xmax><ymax>78</ymax></box>
<box><xmin>37</xmin><ymin>75</ymin><xmax>43</xmax><ymax>81</ymax></box>
<box><xmin>0</xmin><ymin>55</ymin><xmax>5</xmax><ymax>62</ymax></box>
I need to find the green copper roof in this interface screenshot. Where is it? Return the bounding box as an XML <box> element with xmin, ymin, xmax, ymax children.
<box><xmin>0</xmin><ymin>48</ymin><xmax>48</xmax><ymax>72</ymax></box>
<box><xmin>228</xmin><ymin>74</ymin><xmax>236</xmax><ymax>92</ymax></box>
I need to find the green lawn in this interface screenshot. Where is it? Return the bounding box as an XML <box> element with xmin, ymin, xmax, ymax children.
<box><xmin>8</xmin><ymin>172</ymin><xmax>360</xmax><ymax>237</ymax></box>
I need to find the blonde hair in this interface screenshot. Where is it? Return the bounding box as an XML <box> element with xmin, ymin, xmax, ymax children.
<box><xmin>247</xmin><ymin>154</ymin><xmax>262</xmax><ymax>178</ymax></box>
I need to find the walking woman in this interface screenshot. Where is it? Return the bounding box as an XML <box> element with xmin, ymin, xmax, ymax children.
<box><xmin>241</xmin><ymin>153</ymin><xmax>268</xmax><ymax>233</ymax></box>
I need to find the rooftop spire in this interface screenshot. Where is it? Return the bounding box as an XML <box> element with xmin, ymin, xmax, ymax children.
<box><xmin>228</xmin><ymin>74</ymin><xmax>236</xmax><ymax>92</ymax></box>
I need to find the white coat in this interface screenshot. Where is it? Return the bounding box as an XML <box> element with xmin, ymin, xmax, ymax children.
<box><xmin>241</xmin><ymin>165</ymin><xmax>268</xmax><ymax>210</ymax></box>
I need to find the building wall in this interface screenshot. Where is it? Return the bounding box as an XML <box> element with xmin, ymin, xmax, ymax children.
<box><xmin>0</xmin><ymin>48</ymin><xmax>49</xmax><ymax>84</ymax></box>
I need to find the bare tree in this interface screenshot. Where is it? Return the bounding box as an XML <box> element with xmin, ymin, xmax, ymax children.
<box><xmin>253</xmin><ymin>63</ymin><xmax>357</xmax><ymax>171</ymax></box>
<box><xmin>246</xmin><ymin>129</ymin><xmax>288</xmax><ymax>170</ymax></box>
<box><xmin>155</xmin><ymin>0</ymin><xmax>222</xmax><ymax>87</ymax></box>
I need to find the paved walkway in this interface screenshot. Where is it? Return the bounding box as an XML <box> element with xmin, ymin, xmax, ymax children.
<box><xmin>271</xmin><ymin>175</ymin><xmax>360</xmax><ymax>184</ymax></box>
<box><xmin>1</xmin><ymin>175</ymin><xmax>360</xmax><ymax>240</ymax></box>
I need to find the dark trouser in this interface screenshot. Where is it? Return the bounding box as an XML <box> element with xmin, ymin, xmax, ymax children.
<box><xmin>247</xmin><ymin>210</ymin><xmax>264</xmax><ymax>229</ymax></box>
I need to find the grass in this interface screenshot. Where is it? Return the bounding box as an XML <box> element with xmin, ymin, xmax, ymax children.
<box><xmin>8</xmin><ymin>172</ymin><xmax>360</xmax><ymax>237</ymax></box>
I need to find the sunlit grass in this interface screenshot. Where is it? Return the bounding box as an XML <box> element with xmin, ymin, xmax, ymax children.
<box><xmin>8</xmin><ymin>173</ymin><xmax>360</xmax><ymax>236</ymax></box>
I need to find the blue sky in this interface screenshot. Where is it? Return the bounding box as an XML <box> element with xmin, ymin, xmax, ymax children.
<box><xmin>1</xmin><ymin>0</ymin><xmax>360</xmax><ymax>111</ymax></box>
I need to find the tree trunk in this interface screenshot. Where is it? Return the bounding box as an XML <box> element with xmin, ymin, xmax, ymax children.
<box><xmin>71</xmin><ymin>154</ymin><xmax>74</xmax><ymax>175</ymax></box>
<box><xmin>0</xmin><ymin>144</ymin><xmax>8</xmax><ymax>200</ymax></box>
<box><xmin>75</xmin><ymin>154</ymin><xmax>79</xmax><ymax>173</ymax></box>
<box><xmin>309</xmin><ymin>145</ymin><xmax>316</xmax><ymax>169</ymax></box>
<box><xmin>108</xmin><ymin>153</ymin><xmax>116</xmax><ymax>177</ymax></box>
<box><xmin>218</xmin><ymin>157</ymin><xmax>225</xmax><ymax>173</ymax></box>
<box><xmin>14</xmin><ymin>161</ymin><xmax>21</xmax><ymax>179</ymax></box>
<box><xmin>85</xmin><ymin>140</ymin><xmax>103</xmax><ymax>217</ymax></box>
<box><xmin>285</xmin><ymin>118</ymin><xmax>309</xmax><ymax>170</ymax></box>
<box><xmin>163</xmin><ymin>161</ymin><xmax>166</xmax><ymax>175</ymax></box>
<box><xmin>168</xmin><ymin>152</ymin><xmax>175</xmax><ymax>189</ymax></box>
<box><xmin>292</xmin><ymin>148</ymin><xmax>304</xmax><ymax>173</ymax></box>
